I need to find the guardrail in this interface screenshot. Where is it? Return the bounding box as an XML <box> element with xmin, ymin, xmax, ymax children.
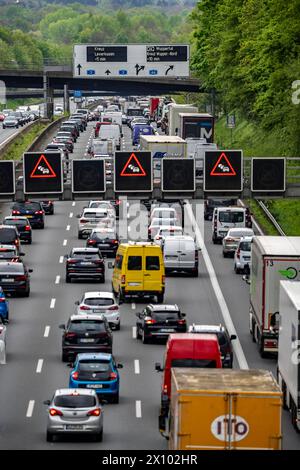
<box><xmin>257</xmin><ymin>200</ymin><xmax>286</xmax><ymax>236</ymax></box>
<box><xmin>0</xmin><ymin>120</ymin><xmax>41</xmax><ymax>159</ymax></box>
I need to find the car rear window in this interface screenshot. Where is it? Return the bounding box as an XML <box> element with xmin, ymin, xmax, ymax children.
<box><xmin>219</xmin><ymin>211</ymin><xmax>244</xmax><ymax>223</ymax></box>
<box><xmin>92</xmin><ymin>232</ymin><xmax>115</xmax><ymax>240</ymax></box>
<box><xmin>128</xmin><ymin>256</ymin><xmax>142</xmax><ymax>270</ymax></box>
<box><xmin>171</xmin><ymin>359</ymin><xmax>217</xmax><ymax>368</ymax></box>
<box><xmin>228</xmin><ymin>230</ymin><xmax>249</xmax><ymax>238</ymax></box>
<box><xmin>152</xmin><ymin>311</ymin><xmax>180</xmax><ymax>321</ymax></box>
<box><xmin>54</xmin><ymin>395</ymin><xmax>96</xmax><ymax>408</ymax></box>
<box><xmin>84</xmin><ymin>298</ymin><xmax>114</xmax><ymax>306</ymax></box>
<box><xmin>0</xmin><ymin>263</ymin><xmax>24</xmax><ymax>273</ymax></box>
<box><xmin>5</xmin><ymin>220</ymin><xmax>26</xmax><ymax>228</ymax></box>
<box><xmin>72</xmin><ymin>252</ymin><xmax>100</xmax><ymax>259</ymax></box>
<box><xmin>78</xmin><ymin>360</ymin><xmax>111</xmax><ymax>372</ymax></box>
<box><xmin>0</xmin><ymin>228</ymin><xmax>17</xmax><ymax>242</ymax></box>
<box><xmin>146</xmin><ymin>256</ymin><xmax>160</xmax><ymax>271</ymax></box>
<box><xmin>13</xmin><ymin>202</ymin><xmax>40</xmax><ymax>211</ymax></box>
<box><xmin>83</xmin><ymin>212</ymin><xmax>107</xmax><ymax>219</ymax></box>
<box><xmin>240</xmin><ymin>241</ymin><xmax>251</xmax><ymax>251</ymax></box>
<box><xmin>69</xmin><ymin>320</ymin><xmax>106</xmax><ymax>332</ymax></box>
<box><xmin>0</xmin><ymin>249</ymin><xmax>16</xmax><ymax>257</ymax></box>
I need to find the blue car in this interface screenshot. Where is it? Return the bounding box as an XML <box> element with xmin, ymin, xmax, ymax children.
<box><xmin>132</xmin><ymin>124</ymin><xmax>155</xmax><ymax>146</ymax></box>
<box><xmin>69</xmin><ymin>353</ymin><xmax>123</xmax><ymax>403</ymax></box>
<box><xmin>0</xmin><ymin>287</ymin><xmax>9</xmax><ymax>322</ymax></box>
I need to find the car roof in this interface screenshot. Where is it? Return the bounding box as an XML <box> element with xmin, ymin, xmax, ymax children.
<box><xmin>188</xmin><ymin>324</ymin><xmax>226</xmax><ymax>333</ymax></box>
<box><xmin>83</xmin><ymin>291</ymin><xmax>115</xmax><ymax>299</ymax></box>
<box><xmin>147</xmin><ymin>304</ymin><xmax>179</xmax><ymax>311</ymax></box>
<box><xmin>76</xmin><ymin>353</ymin><xmax>112</xmax><ymax>361</ymax></box>
<box><xmin>0</xmin><ymin>225</ymin><xmax>17</xmax><ymax>230</ymax></box>
<box><xmin>0</xmin><ymin>244</ymin><xmax>17</xmax><ymax>249</ymax></box>
<box><xmin>239</xmin><ymin>236</ymin><xmax>253</xmax><ymax>242</ymax></box>
<box><xmin>0</xmin><ymin>261</ymin><xmax>24</xmax><ymax>267</ymax></box>
<box><xmin>69</xmin><ymin>314</ymin><xmax>106</xmax><ymax>321</ymax></box>
<box><xmin>4</xmin><ymin>216</ymin><xmax>28</xmax><ymax>221</ymax></box>
<box><xmin>83</xmin><ymin>208</ymin><xmax>108</xmax><ymax>213</ymax></box>
<box><xmin>71</xmin><ymin>247</ymin><xmax>99</xmax><ymax>253</ymax></box>
<box><xmin>228</xmin><ymin>228</ymin><xmax>254</xmax><ymax>233</ymax></box>
<box><xmin>164</xmin><ymin>235</ymin><xmax>194</xmax><ymax>241</ymax></box>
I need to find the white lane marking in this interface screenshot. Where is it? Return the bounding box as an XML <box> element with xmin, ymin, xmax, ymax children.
<box><xmin>69</xmin><ymin>212</ymin><xmax>73</xmax><ymax>218</ymax></box>
<box><xmin>55</xmin><ymin>275</ymin><xmax>60</xmax><ymax>285</ymax></box>
<box><xmin>44</xmin><ymin>326</ymin><xmax>50</xmax><ymax>337</ymax></box>
<box><xmin>36</xmin><ymin>359</ymin><xmax>44</xmax><ymax>374</ymax></box>
<box><xmin>238</xmin><ymin>199</ymin><xmax>264</xmax><ymax>235</ymax></box>
<box><xmin>59</xmin><ymin>256</ymin><xmax>64</xmax><ymax>264</ymax></box>
<box><xmin>132</xmin><ymin>326</ymin><xmax>137</xmax><ymax>339</ymax></box>
<box><xmin>135</xmin><ymin>400</ymin><xmax>142</xmax><ymax>418</ymax></box>
<box><xmin>185</xmin><ymin>201</ymin><xmax>249</xmax><ymax>370</ymax></box>
<box><xmin>26</xmin><ymin>400</ymin><xmax>35</xmax><ymax>418</ymax></box>
<box><xmin>63</xmin><ymin>239</ymin><xmax>68</xmax><ymax>246</ymax></box>
<box><xmin>66</xmin><ymin>225</ymin><xmax>71</xmax><ymax>231</ymax></box>
<box><xmin>50</xmin><ymin>298</ymin><xmax>56</xmax><ymax>309</ymax></box>
<box><xmin>72</xmin><ymin>201</ymin><xmax>76</xmax><ymax>207</ymax></box>
<box><xmin>132</xmin><ymin>303</ymin><xmax>136</xmax><ymax>310</ymax></box>
<box><xmin>134</xmin><ymin>359</ymin><xmax>140</xmax><ymax>374</ymax></box>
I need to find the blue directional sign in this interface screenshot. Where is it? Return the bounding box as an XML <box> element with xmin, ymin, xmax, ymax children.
<box><xmin>74</xmin><ymin>90</ymin><xmax>82</xmax><ymax>98</ymax></box>
<box><xmin>149</xmin><ymin>69</ymin><xmax>158</xmax><ymax>76</ymax></box>
<box><xmin>119</xmin><ymin>69</ymin><xmax>128</xmax><ymax>76</ymax></box>
<box><xmin>87</xmin><ymin>69</ymin><xmax>95</xmax><ymax>75</ymax></box>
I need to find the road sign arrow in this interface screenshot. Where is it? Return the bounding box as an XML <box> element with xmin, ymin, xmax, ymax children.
<box><xmin>135</xmin><ymin>64</ymin><xmax>145</xmax><ymax>76</ymax></box>
<box><xmin>77</xmin><ymin>64</ymin><xmax>82</xmax><ymax>76</ymax></box>
<box><xmin>165</xmin><ymin>65</ymin><xmax>174</xmax><ymax>76</ymax></box>
<box><xmin>105</xmin><ymin>69</ymin><xmax>111</xmax><ymax>76</ymax></box>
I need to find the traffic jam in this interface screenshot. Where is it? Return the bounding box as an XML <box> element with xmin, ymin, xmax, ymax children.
<box><xmin>0</xmin><ymin>95</ymin><xmax>299</xmax><ymax>450</ymax></box>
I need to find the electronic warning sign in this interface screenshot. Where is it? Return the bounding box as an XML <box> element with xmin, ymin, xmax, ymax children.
<box><xmin>23</xmin><ymin>152</ymin><xmax>63</xmax><ymax>194</ymax></box>
<box><xmin>251</xmin><ymin>158</ymin><xmax>286</xmax><ymax>192</ymax></box>
<box><xmin>0</xmin><ymin>161</ymin><xmax>15</xmax><ymax>195</ymax></box>
<box><xmin>72</xmin><ymin>160</ymin><xmax>105</xmax><ymax>193</ymax></box>
<box><xmin>204</xmin><ymin>150</ymin><xmax>243</xmax><ymax>192</ymax></box>
<box><xmin>162</xmin><ymin>159</ymin><xmax>195</xmax><ymax>192</ymax></box>
<box><xmin>114</xmin><ymin>152</ymin><xmax>152</xmax><ymax>192</ymax></box>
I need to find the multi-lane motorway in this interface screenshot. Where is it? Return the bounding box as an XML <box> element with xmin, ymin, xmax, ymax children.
<box><xmin>0</xmin><ymin>121</ymin><xmax>299</xmax><ymax>449</ymax></box>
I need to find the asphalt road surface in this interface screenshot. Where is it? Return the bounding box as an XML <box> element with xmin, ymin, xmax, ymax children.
<box><xmin>0</xmin><ymin>121</ymin><xmax>299</xmax><ymax>449</ymax></box>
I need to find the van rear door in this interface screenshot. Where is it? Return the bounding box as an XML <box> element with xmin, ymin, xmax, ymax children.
<box><xmin>143</xmin><ymin>250</ymin><xmax>162</xmax><ymax>292</ymax></box>
<box><xmin>178</xmin><ymin>239</ymin><xmax>195</xmax><ymax>269</ymax></box>
<box><xmin>125</xmin><ymin>249</ymin><xmax>144</xmax><ymax>291</ymax></box>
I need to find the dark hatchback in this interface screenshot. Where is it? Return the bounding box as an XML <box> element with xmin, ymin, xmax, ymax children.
<box><xmin>41</xmin><ymin>200</ymin><xmax>54</xmax><ymax>215</ymax></box>
<box><xmin>65</xmin><ymin>248</ymin><xmax>105</xmax><ymax>283</ymax></box>
<box><xmin>136</xmin><ymin>304</ymin><xmax>187</xmax><ymax>344</ymax></box>
<box><xmin>0</xmin><ymin>245</ymin><xmax>24</xmax><ymax>261</ymax></box>
<box><xmin>11</xmin><ymin>201</ymin><xmax>45</xmax><ymax>229</ymax></box>
<box><xmin>0</xmin><ymin>261</ymin><xmax>32</xmax><ymax>297</ymax></box>
<box><xmin>3</xmin><ymin>217</ymin><xmax>32</xmax><ymax>244</ymax></box>
<box><xmin>86</xmin><ymin>230</ymin><xmax>119</xmax><ymax>258</ymax></box>
<box><xmin>60</xmin><ymin>315</ymin><xmax>113</xmax><ymax>362</ymax></box>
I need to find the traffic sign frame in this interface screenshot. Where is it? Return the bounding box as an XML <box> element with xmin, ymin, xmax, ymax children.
<box><xmin>0</xmin><ymin>160</ymin><xmax>15</xmax><ymax>195</ymax></box>
<box><xmin>204</xmin><ymin>149</ymin><xmax>243</xmax><ymax>192</ymax></box>
<box><xmin>251</xmin><ymin>157</ymin><xmax>286</xmax><ymax>192</ymax></box>
<box><xmin>71</xmin><ymin>159</ymin><xmax>106</xmax><ymax>194</ymax></box>
<box><xmin>161</xmin><ymin>158</ymin><xmax>195</xmax><ymax>192</ymax></box>
<box><xmin>23</xmin><ymin>152</ymin><xmax>63</xmax><ymax>194</ymax></box>
<box><xmin>114</xmin><ymin>151</ymin><xmax>153</xmax><ymax>193</ymax></box>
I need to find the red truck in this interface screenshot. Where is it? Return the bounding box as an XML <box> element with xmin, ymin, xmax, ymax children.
<box><xmin>155</xmin><ymin>333</ymin><xmax>222</xmax><ymax>435</ymax></box>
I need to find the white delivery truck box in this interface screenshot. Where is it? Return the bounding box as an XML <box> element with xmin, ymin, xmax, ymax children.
<box><xmin>167</xmin><ymin>104</ymin><xmax>198</xmax><ymax>136</ymax></box>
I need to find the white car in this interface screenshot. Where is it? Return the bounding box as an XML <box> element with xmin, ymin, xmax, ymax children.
<box><xmin>76</xmin><ymin>292</ymin><xmax>120</xmax><ymax>330</ymax></box>
<box><xmin>222</xmin><ymin>228</ymin><xmax>254</xmax><ymax>257</ymax></box>
<box><xmin>150</xmin><ymin>207</ymin><xmax>179</xmax><ymax>224</ymax></box>
<box><xmin>88</xmin><ymin>201</ymin><xmax>116</xmax><ymax>217</ymax></box>
<box><xmin>153</xmin><ymin>226</ymin><xmax>184</xmax><ymax>246</ymax></box>
<box><xmin>234</xmin><ymin>236</ymin><xmax>253</xmax><ymax>274</ymax></box>
<box><xmin>77</xmin><ymin>208</ymin><xmax>114</xmax><ymax>239</ymax></box>
<box><xmin>148</xmin><ymin>218</ymin><xmax>181</xmax><ymax>240</ymax></box>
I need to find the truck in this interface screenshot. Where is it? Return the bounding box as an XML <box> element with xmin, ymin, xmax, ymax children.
<box><xmin>249</xmin><ymin>236</ymin><xmax>300</xmax><ymax>357</ymax></box>
<box><xmin>278</xmin><ymin>280</ymin><xmax>300</xmax><ymax>432</ymax></box>
<box><xmin>168</xmin><ymin>368</ymin><xmax>282</xmax><ymax>450</ymax></box>
<box><xmin>167</xmin><ymin>104</ymin><xmax>198</xmax><ymax>136</ymax></box>
<box><xmin>178</xmin><ymin>113</ymin><xmax>215</xmax><ymax>143</ymax></box>
<box><xmin>89</xmin><ymin>138</ymin><xmax>115</xmax><ymax>157</ymax></box>
<box><xmin>139</xmin><ymin>135</ymin><xmax>186</xmax><ymax>159</ymax></box>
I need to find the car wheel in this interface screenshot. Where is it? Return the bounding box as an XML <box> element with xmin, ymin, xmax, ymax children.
<box><xmin>212</xmin><ymin>236</ymin><xmax>217</xmax><ymax>244</ymax></box>
<box><xmin>112</xmin><ymin>392</ymin><xmax>119</xmax><ymax>404</ymax></box>
<box><xmin>46</xmin><ymin>431</ymin><xmax>54</xmax><ymax>442</ymax></box>
<box><xmin>136</xmin><ymin>326</ymin><xmax>141</xmax><ymax>339</ymax></box>
<box><xmin>95</xmin><ymin>429</ymin><xmax>103</xmax><ymax>442</ymax></box>
<box><xmin>223</xmin><ymin>251</ymin><xmax>228</xmax><ymax>258</ymax></box>
<box><xmin>142</xmin><ymin>331</ymin><xmax>149</xmax><ymax>344</ymax></box>
<box><xmin>191</xmin><ymin>269</ymin><xmax>198</xmax><ymax>277</ymax></box>
<box><xmin>66</xmin><ymin>275</ymin><xmax>71</xmax><ymax>283</ymax></box>
<box><xmin>115</xmin><ymin>323</ymin><xmax>120</xmax><ymax>331</ymax></box>
<box><xmin>157</xmin><ymin>293</ymin><xmax>164</xmax><ymax>303</ymax></box>
<box><xmin>62</xmin><ymin>352</ymin><xmax>68</xmax><ymax>362</ymax></box>
<box><xmin>28</xmin><ymin>239</ymin><xmax>32</xmax><ymax>245</ymax></box>
<box><xmin>100</xmin><ymin>275</ymin><xmax>105</xmax><ymax>283</ymax></box>
<box><xmin>40</xmin><ymin>224</ymin><xmax>45</xmax><ymax>229</ymax></box>
<box><xmin>78</xmin><ymin>232</ymin><xmax>83</xmax><ymax>239</ymax></box>
<box><xmin>24</xmin><ymin>288</ymin><xmax>30</xmax><ymax>298</ymax></box>
<box><xmin>234</xmin><ymin>265</ymin><xmax>240</xmax><ymax>274</ymax></box>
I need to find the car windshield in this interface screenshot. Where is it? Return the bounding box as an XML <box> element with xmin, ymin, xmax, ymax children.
<box><xmin>13</xmin><ymin>202</ymin><xmax>40</xmax><ymax>211</ymax></box>
<box><xmin>0</xmin><ymin>229</ymin><xmax>17</xmax><ymax>243</ymax></box>
<box><xmin>72</xmin><ymin>252</ymin><xmax>100</xmax><ymax>259</ymax></box>
<box><xmin>219</xmin><ymin>211</ymin><xmax>244</xmax><ymax>223</ymax></box>
<box><xmin>0</xmin><ymin>263</ymin><xmax>24</xmax><ymax>273</ymax></box>
<box><xmin>78</xmin><ymin>360</ymin><xmax>111</xmax><ymax>372</ymax></box>
<box><xmin>240</xmin><ymin>241</ymin><xmax>251</xmax><ymax>251</ymax></box>
<box><xmin>54</xmin><ymin>395</ymin><xmax>96</xmax><ymax>408</ymax></box>
<box><xmin>69</xmin><ymin>320</ymin><xmax>106</xmax><ymax>332</ymax></box>
<box><xmin>84</xmin><ymin>298</ymin><xmax>114</xmax><ymax>306</ymax></box>
<box><xmin>171</xmin><ymin>359</ymin><xmax>217</xmax><ymax>368</ymax></box>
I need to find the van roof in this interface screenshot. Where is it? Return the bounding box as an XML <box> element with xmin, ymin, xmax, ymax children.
<box><xmin>118</xmin><ymin>242</ymin><xmax>160</xmax><ymax>248</ymax></box>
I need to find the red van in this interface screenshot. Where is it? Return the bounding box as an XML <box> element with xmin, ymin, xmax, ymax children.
<box><xmin>155</xmin><ymin>333</ymin><xmax>222</xmax><ymax>434</ymax></box>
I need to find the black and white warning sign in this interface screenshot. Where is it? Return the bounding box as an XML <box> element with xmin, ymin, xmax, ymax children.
<box><xmin>87</xmin><ymin>46</ymin><xmax>127</xmax><ymax>62</ymax></box>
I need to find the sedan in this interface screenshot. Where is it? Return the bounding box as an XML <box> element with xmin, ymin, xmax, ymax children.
<box><xmin>76</xmin><ymin>292</ymin><xmax>120</xmax><ymax>330</ymax></box>
<box><xmin>65</xmin><ymin>248</ymin><xmax>105</xmax><ymax>283</ymax></box>
<box><xmin>3</xmin><ymin>216</ymin><xmax>32</xmax><ymax>244</ymax></box>
<box><xmin>86</xmin><ymin>229</ymin><xmax>119</xmax><ymax>258</ymax></box>
<box><xmin>222</xmin><ymin>228</ymin><xmax>254</xmax><ymax>257</ymax></box>
<box><xmin>69</xmin><ymin>353</ymin><xmax>123</xmax><ymax>403</ymax></box>
<box><xmin>2</xmin><ymin>116</ymin><xmax>19</xmax><ymax>129</ymax></box>
<box><xmin>43</xmin><ymin>389</ymin><xmax>104</xmax><ymax>442</ymax></box>
<box><xmin>0</xmin><ymin>244</ymin><xmax>24</xmax><ymax>262</ymax></box>
<box><xmin>11</xmin><ymin>201</ymin><xmax>45</xmax><ymax>229</ymax></box>
<box><xmin>0</xmin><ymin>261</ymin><xmax>32</xmax><ymax>297</ymax></box>
<box><xmin>0</xmin><ymin>287</ymin><xmax>9</xmax><ymax>322</ymax></box>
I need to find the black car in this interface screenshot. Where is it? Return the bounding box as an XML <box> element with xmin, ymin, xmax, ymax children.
<box><xmin>40</xmin><ymin>200</ymin><xmax>54</xmax><ymax>215</ymax></box>
<box><xmin>188</xmin><ymin>324</ymin><xmax>237</xmax><ymax>368</ymax></box>
<box><xmin>52</xmin><ymin>137</ymin><xmax>74</xmax><ymax>153</ymax></box>
<box><xmin>59</xmin><ymin>314</ymin><xmax>113</xmax><ymax>362</ymax></box>
<box><xmin>0</xmin><ymin>261</ymin><xmax>32</xmax><ymax>297</ymax></box>
<box><xmin>3</xmin><ymin>217</ymin><xmax>32</xmax><ymax>244</ymax></box>
<box><xmin>0</xmin><ymin>225</ymin><xmax>21</xmax><ymax>248</ymax></box>
<box><xmin>136</xmin><ymin>304</ymin><xmax>187</xmax><ymax>344</ymax></box>
<box><xmin>11</xmin><ymin>201</ymin><xmax>45</xmax><ymax>229</ymax></box>
<box><xmin>86</xmin><ymin>229</ymin><xmax>119</xmax><ymax>258</ymax></box>
<box><xmin>56</xmin><ymin>131</ymin><xmax>76</xmax><ymax>143</ymax></box>
<box><xmin>65</xmin><ymin>248</ymin><xmax>105</xmax><ymax>283</ymax></box>
<box><xmin>204</xmin><ymin>199</ymin><xmax>237</xmax><ymax>221</ymax></box>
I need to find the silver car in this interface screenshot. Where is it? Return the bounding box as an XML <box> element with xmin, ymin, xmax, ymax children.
<box><xmin>234</xmin><ymin>236</ymin><xmax>253</xmax><ymax>274</ymax></box>
<box><xmin>222</xmin><ymin>228</ymin><xmax>254</xmax><ymax>257</ymax></box>
<box><xmin>77</xmin><ymin>208</ymin><xmax>113</xmax><ymax>239</ymax></box>
<box><xmin>44</xmin><ymin>389</ymin><xmax>104</xmax><ymax>442</ymax></box>
<box><xmin>76</xmin><ymin>291</ymin><xmax>120</xmax><ymax>330</ymax></box>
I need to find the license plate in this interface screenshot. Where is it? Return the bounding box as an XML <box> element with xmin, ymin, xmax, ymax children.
<box><xmin>80</xmin><ymin>338</ymin><xmax>95</xmax><ymax>343</ymax></box>
<box><xmin>1</xmin><ymin>278</ymin><xmax>14</xmax><ymax>282</ymax></box>
<box><xmin>160</xmin><ymin>329</ymin><xmax>175</xmax><ymax>333</ymax></box>
<box><xmin>26</xmin><ymin>215</ymin><xmax>33</xmax><ymax>218</ymax></box>
<box><xmin>65</xmin><ymin>425</ymin><xmax>83</xmax><ymax>430</ymax></box>
<box><xmin>81</xmin><ymin>262</ymin><xmax>92</xmax><ymax>265</ymax></box>
<box><xmin>93</xmin><ymin>309</ymin><xmax>104</xmax><ymax>313</ymax></box>
<box><xmin>128</xmin><ymin>282</ymin><xmax>141</xmax><ymax>286</ymax></box>
<box><xmin>86</xmin><ymin>384</ymin><xmax>103</xmax><ymax>389</ymax></box>
<box><xmin>100</xmin><ymin>244</ymin><xmax>109</xmax><ymax>248</ymax></box>
<box><xmin>244</xmin><ymin>257</ymin><xmax>250</xmax><ymax>261</ymax></box>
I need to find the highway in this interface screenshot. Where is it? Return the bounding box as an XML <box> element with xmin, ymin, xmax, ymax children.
<box><xmin>0</xmin><ymin>121</ymin><xmax>299</xmax><ymax>449</ymax></box>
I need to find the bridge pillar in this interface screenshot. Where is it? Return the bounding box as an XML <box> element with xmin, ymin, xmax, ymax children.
<box><xmin>43</xmin><ymin>71</ymin><xmax>54</xmax><ymax>120</ymax></box>
<box><xmin>63</xmin><ymin>84</ymin><xmax>70</xmax><ymax>114</ymax></box>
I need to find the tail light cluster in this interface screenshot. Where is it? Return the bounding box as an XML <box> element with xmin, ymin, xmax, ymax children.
<box><xmin>236</xmin><ymin>248</ymin><xmax>240</xmax><ymax>259</ymax></box>
<box><xmin>25</xmin><ymin>225</ymin><xmax>31</xmax><ymax>231</ymax></box>
<box><xmin>72</xmin><ymin>371</ymin><xmax>79</xmax><ymax>380</ymax></box>
<box><xmin>80</xmin><ymin>219</ymin><xmax>88</xmax><ymax>224</ymax></box>
<box><xmin>88</xmin><ymin>239</ymin><xmax>97</xmax><ymax>245</ymax></box>
<box><xmin>49</xmin><ymin>408</ymin><xmax>63</xmax><ymax>417</ymax></box>
<box><xmin>162</xmin><ymin>275</ymin><xmax>165</xmax><ymax>284</ymax></box>
<box><xmin>65</xmin><ymin>332</ymin><xmax>77</xmax><ymax>339</ymax></box>
<box><xmin>79</xmin><ymin>305</ymin><xmax>90</xmax><ymax>311</ymax></box>
<box><xmin>107</xmin><ymin>305</ymin><xmax>119</xmax><ymax>311</ymax></box>
<box><xmin>145</xmin><ymin>318</ymin><xmax>156</xmax><ymax>324</ymax></box>
<box><xmin>12</xmin><ymin>210</ymin><xmax>20</xmax><ymax>215</ymax></box>
<box><xmin>0</xmin><ymin>297</ymin><xmax>6</xmax><ymax>303</ymax></box>
<box><xmin>67</xmin><ymin>260</ymin><xmax>77</xmax><ymax>264</ymax></box>
<box><xmin>87</xmin><ymin>408</ymin><xmax>101</xmax><ymax>417</ymax></box>
<box><xmin>35</xmin><ymin>210</ymin><xmax>44</xmax><ymax>215</ymax></box>
<box><xmin>178</xmin><ymin>319</ymin><xmax>186</xmax><ymax>325</ymax></box>
<box><xmin>121</xmin><ymin>275</ymin><xmax>126</xmax><ymax>284</ymax></box>
<box><xmin>15</xmin><ymin>275</ymin><xmax>26</xmax><ymax>281</ymax></box>
<box><xmin>110</xmin><ymin>372</ymin><xmax>117</xmax><ymax>380</ymax></box>
<box><xmin>195</xmin><ymin>250</ymin><xmax>199</xmax><ymax>262</ymax></box>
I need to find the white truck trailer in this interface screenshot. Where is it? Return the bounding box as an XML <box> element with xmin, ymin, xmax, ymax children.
<box><xmin>278</xmin><ymin>280</ymin><xmax>300</xmax><ymax>432</ymax></box>
<box><xmin>249</xmin><ymin>236</ymin><xmax>300</xmax><ymax>357</ymax></box>
<box><xmin>167</xmin><ymin>104</ymin><xmax>198</xmax><ymax>136</ymax></box>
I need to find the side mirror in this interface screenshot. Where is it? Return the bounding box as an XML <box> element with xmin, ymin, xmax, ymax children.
<box><xmin>121</xmin><ymin>133</ymin><xmax>124</xmax><ymax>138</ymax></box>
<box><xmin>242</xmin><ymin>275</ymin><xmax>251</xmax><ymax>285</ymax></box>
<box><xmin>108</xmin><ymin>262</ymin><xmax>114</xmax><ymax>269</ymax></box>
<box><xmin>136</xmin><ymin>312</ymin><xmax>141</xmax><ymax>318</ymax></box>
<box><xmin>59</xmin><ymin>324</ymin><xmax>65</xmax><ymax>330</ymax></box>
<box><xmin>76</xmin><ymin>214</ymin><xmax>80</xmax><ymax>218</ymax></box>
<box><xmin>64</xmin><ymin>254</ymin><xmax>68</xmax><ymax>259</ymax></box>
<box><xmin>43</xmin><ymin>400</ymin><xmax>51</xmax><ymax>406</ymax></box>
<box><xmin>155</xmin><ymin>362</ymin><xmax>163</xmax><ymax>372</ymax></box>
<box><xmin>75</xmin><ymin>301</ymin><xmax>79</xmax><ymax>305</ymax></box>
<box><xmin>29</xmin><ymin>269</ymin><xmax>33</xmax><ymax>273</ymax></box>
<box><xmin>117</xmin><ymin>363</ymin><xmax>123</xmax><ymax>369</ymax></box>
<box><xmin>230</xmin><ymin>334</ymin><xmax>237</xmax><ymax>341</ymax></box>
<box><xmin>181</xmin><ymin>313</ymin><xmax>186</xmax><ymax>317</ymax></box>
<box><xmin>99</xmin><ymin>399</ymin><xmax>108</xmax><ymax>405</ymax></box>
<box><xmin>67</xmin><ymin>362</ymin><xmax>74</xmax><ymax>368</ymax></box>
<box><xmin>20</xmin><ymin>252</ymin><xmax>25</xmax><ymax>256</ymax></box>
<box><xmin>118</xmin><ymin>299</ymin><xmax>124</xmax><ymax>305</ymax></box>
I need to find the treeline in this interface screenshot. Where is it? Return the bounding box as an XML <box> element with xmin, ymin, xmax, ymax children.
<box><xmin>191</xmin><ymin>0</ymin><xmax>300</xmax><ymax>156</ymax></box>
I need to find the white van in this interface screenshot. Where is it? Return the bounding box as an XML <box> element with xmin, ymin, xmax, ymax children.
<box><xmin>98</xmin><ymin>124</ymin><xmax>122</xmax><ymax>150</ymax></box>
<box><xmin>162</xmin><ymin>235</ymin><xmax>199</xmax><ymax>276</ymax></box>
<box><xmin>212</xmin><ymin>207</ymin><xmax>248</xmax><ymax>244</ymax></box>
<box><xmin>101</xmin><ymin>111</ymin><xmax>122</xmax><ymax>127</ymax></box>
<box><xmin>150</xmin><ymin>207</ymin><xmax>179</xmax><ymax>224</ymax></box>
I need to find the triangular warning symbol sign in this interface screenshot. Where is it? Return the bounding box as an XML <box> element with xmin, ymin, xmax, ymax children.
<box><xmin>120</xmin><ymin>153</ymin><xmax>146</xmax><ymax>177</ymax></box>
<box><xmin>210</xmin><ymin>152</ymin><xmax>236</xmax><ymax>176</ymax></box>
<box><xmin>30</xmin><ymin>154</ymin><xmax>57</xmax><ymax>178</ymax></box>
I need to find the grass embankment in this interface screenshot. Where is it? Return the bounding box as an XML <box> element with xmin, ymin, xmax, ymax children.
<box><xmin>2</xmin><ymin>122</ymin><xmax>49</xmax><ymax>161</ymax></box>
<box><xmin>215</xmin><ymin>115</ymin><xmax>300</xmax><ymax>236</ymax></box>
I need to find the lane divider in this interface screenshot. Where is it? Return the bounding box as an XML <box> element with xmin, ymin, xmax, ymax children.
<box><xmin>63</xmin><ymin>239</ymin><xmax>68</xmax><ymax>246</ymax></box>
<box><xmin>59</xmin><ymin>256</ymin><xmax>64</xmax><ymax>264</ymax></box>
<box><xmin>50</xmin><ymin>298</ymin><xmax>56</xmax><ymax>309</ymax></box>
<box><xmin>69</xmin><ymin>213</ymin><xmax>73</xmax><ymax>218</ymax></box>
<box><xmin>66</xmin><ymin>225</ymin><xmax>71</xmax><ymax>231</ymax></box>
<box><xmin>55</xmin><ymin>275</ymin><xmax>60</xmax><ymax>285</ymax></box>
<box><xmin>132</xmin><ymin>327</ymin><xmax>137</xmax><ymax>339</ymax></box>
<box><xmin>134</xmin><ymin>359</ymin><xmax>140</xmax><ymax>374</ymax></box>
<box><xmin>44</xmin><ymin>326</ymin><xmax>50</xmax><ymax>338</ymax></box>
<box><xmin>36</xmin><ymin>359</ymin><xmax>44</xmax><ymax>374</ymax></box>
<box><xmin>135</xmin><ymin>400</ymin><xmax>142</xmax><ymax>418</ymax></box>
<box><xmin>26</xmin><ymin>400</ymin><xmax>35</xmax><ymax>418</ymax></box>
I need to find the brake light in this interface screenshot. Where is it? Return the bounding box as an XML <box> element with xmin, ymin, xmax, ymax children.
<box><xmin>110</xmin><ymin>372</ymin><xmax>117</xmax><ymax>380</ymax></box>
<box><xmin>87</xmin><ymin>408</ymin><xmax>101</xmax><ymax>417</ymax></box>
<box><xmin>67</xmin><ymin>260</ymin><xmax>77</xmax><ymax>264</ymax></box>
<box><xmin>80</xmin><ymin>219</ymin><xmax>88</xmax><ymax>224</ymax></box>
<box><xmin>35</xmin><ymin>211</ymin><xmax>44</xmax><ymax>215</ymax></box>
<box><xmin>145</xmin><ymin>319</ymin><xmax>156</xmax><ymax>324</ymax></box>
<box><xmin>79</xmin><ymin>305</ymin><xmax>90</xmax><ymax>311</ymax></box>
<box><xmin>65</xmin><ymin>332</ymin><xmax>76</xmax><ymax>339</ymax></box>
<box><xmin>236</xmin><ymin>248</ymin><xmax>240</xmax><ymax>259</ymax></box>
<box><xmin>49</xmin><ymin>408</ymin><xmax>63</xmax><ymax>417</ymax></box>
<box><xmin>108</xmin><ymin>305</ymin><xmax>119</xmax><ymax>311</ymax></box>
<box><xmin>72</xmin><ymin>371</ymin><xmax>79</xmax><ymax>380</ymax></box>
<box><xmin>0</xmin><ymin>298</ymin><xmax>6</xmax><ymax>303</ymax></box>
<box><xmin>25</xmin><ymin>225</ymin><xmax>31</xmax><ymax>231</ymax></box>
<box><xmin>163</xmin><ymin>384</ymin><xmax>168</xmax><ymax>394</ymax></box>
<box><xmin>12</xmin><ymin>210</ymin><xmax>20</xmax><ymax>215</ymax></box>
<box><xmin>113</xmin><ymin>240</ymin><xmax>119</xmax><ymax>244</ymax></box>
<box><xmin>226</xmin><ymin>238</ymin><xmax>235</xmax><ymax>243</ymax></box>
<box><xmin>15</xmin><ymin>275</ymin><xmax>26</xmax><ymax>281</ymax></box>
<box><xmin>121</xmin><ymin>275</ymin><xmax>126</xmax><ymax>284</ymax></box>
<box><xmin>88</xmin><ymin>239</ymin><xmax>97</xmax><ymax>245</ymax></box>
<box><xmin>14</xmin><ymin>239</ymin><xmax>19</xmax><ymax>246</ymax></box>
<box><xmin>162</xmin><ymin>275</ymin><xmax>165</xmax><ymax>284</ymax></box>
